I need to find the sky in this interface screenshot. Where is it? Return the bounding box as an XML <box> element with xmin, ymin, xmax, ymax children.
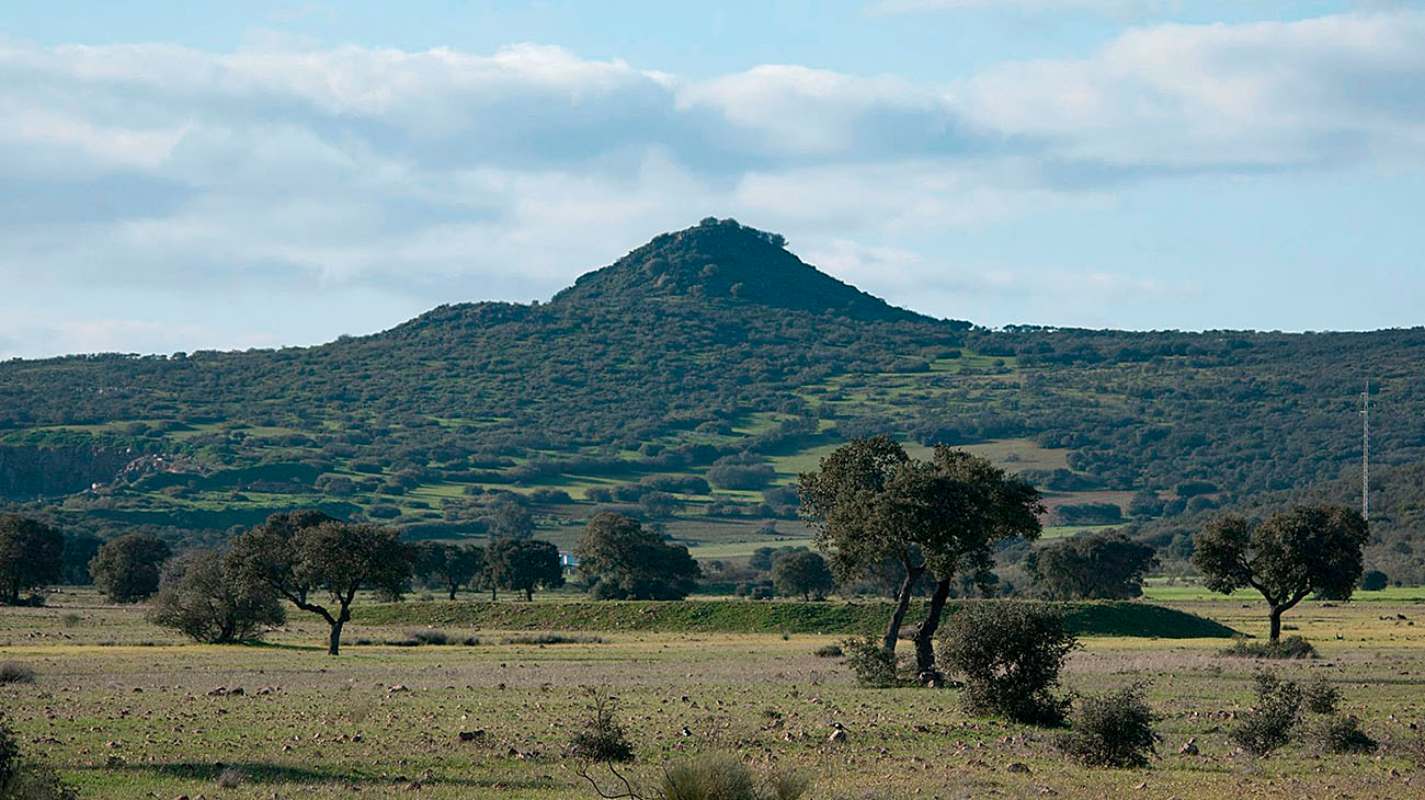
<box><xmin>2</xmin><ymin>0</ymin><xmax>1423</xmax><ymax>358</ymax></box>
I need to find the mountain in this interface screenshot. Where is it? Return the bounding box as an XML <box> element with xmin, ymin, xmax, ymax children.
<box><xmin>1</xmin><ymin>219</ymin><xmax>1423</xmax><ymax>584</ymax></box>
<box><xmin>552</xmin><ymin>218</ymin><xmax>927</xmax><ymax>323</ymax></box>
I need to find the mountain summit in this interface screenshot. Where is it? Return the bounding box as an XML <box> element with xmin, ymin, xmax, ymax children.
<box><xmin>552</xmin><ymin>218</ymin><xmax>926</xmax><ymax>323</ymax></box>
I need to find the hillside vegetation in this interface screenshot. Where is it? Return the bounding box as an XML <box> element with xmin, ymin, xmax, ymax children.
<box><xmin>2</xmin><ymin>218</ymin><xmax>1422</xmax><ymax>580</ymax></box>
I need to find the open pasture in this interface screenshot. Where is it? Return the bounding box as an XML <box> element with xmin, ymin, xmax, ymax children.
<box><xmin>3</xmin><ymin>593</ymin><xmax>1425</xmax><ymax>799</ymax></box>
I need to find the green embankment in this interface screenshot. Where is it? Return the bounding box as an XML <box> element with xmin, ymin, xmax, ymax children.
<box><xmin>355</xmin><ymin>599</ymin><xmax>1238</xmax><ymax>638</ymax></box>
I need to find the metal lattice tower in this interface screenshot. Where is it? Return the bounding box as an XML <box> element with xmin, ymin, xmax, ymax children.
<box><xmin>1362</xmin><ymin>379</ymin><xmax>1370</xmax><ymax>522</ymax></box>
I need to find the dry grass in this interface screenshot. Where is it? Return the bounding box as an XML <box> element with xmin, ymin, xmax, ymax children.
<box><xmin>0</xmin><ymin>588</ymin><xmax>1421</xmax><ymax>799</ymax></box>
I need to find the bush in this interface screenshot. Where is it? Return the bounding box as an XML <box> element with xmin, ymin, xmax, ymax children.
<box><xmin>1230</xmin><ymin>671</ymin><xmax>1303</xmax><ymax>757</ymax></box>
<box><xmin>1220</xmin><ymin>636</ymin><xmax>1317</xmax><ymax>660</ymax></box>
<box><xmin>840</xmin><ymin>636</ymin><xmax>901</xmax><ymax>688</ymax></box>
<box><xmin>0</xmin><ymin>720</ymin><xmax>75</xmax><ymax>800</ymax></box>
<box><xmin>0</xmin><ymin>663</ymin><xmax>35</xmax><ymax>685</ymax></box>
<box><xmin>405</xmin><ymin>629</ymin><xmax>451</xmax><ymax>646</ymax></box>
<box><xmin>659</xmin><ymin>754</ymin><xmax>807</xmax><ymax>800</ymax></box>
<box><xmin>812</xmin><ymin>644</ymin><xmax>843</xmax><ymax>658</ymax></box>
<box><xmin>1311</xmin><ymin>715</ymin><xmax>1377</xmax><ymax>754</ymax></box>
<box><xmin>1360</xmin><ymin>570</ymin><xmax>1389</xmax><ymax>591</ymax></box>
<box><xmin>939</xmin><ymin>602</ymin><xmax>1077</xmax><ymax>725</ymax></box>
<box><xmin>1302</xmin><ymin>675</ymin><xmax>1341</xmax><ymax>715</ymax></box>
<box><xmin>1057</xmin><ymin>684</ymin><xmax>1157</xmax><ymax>768</ymax></box>
<box><xmin>502</xmin><ymin>633</ymin><xmax>603</xmax><ymax>645</ymax></box>
<box><xmin>147</xmin><ymin>550</ymin><xmax>285</xmax><ymax>644</ymax></box>
<box><xmin>567</xmin><ymin>694</ymin><xmax>634</xmax><ymax>765</ymax></box>
<box><xmin>90</xmin><ymin>532</ymin><xmax>172</xmax><ymax>603</ymax></box>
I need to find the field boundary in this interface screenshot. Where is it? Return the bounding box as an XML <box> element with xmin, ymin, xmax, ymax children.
<box><xmin>354</xmin><ymin>599</ymin><xmax>1239</xmax><ymax>638</ymax></box>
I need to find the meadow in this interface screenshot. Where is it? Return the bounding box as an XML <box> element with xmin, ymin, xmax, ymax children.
<box><xmin>3</xmin><ymin>590</ymin><xmax>1424</xmax><ymax>799</ymax></box>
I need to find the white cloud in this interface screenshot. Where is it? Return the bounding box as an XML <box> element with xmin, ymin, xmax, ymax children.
<box><xmin>1</xmin><ymin>10</ymin><xmax>1423</xmax><ymax>354</ymax></box>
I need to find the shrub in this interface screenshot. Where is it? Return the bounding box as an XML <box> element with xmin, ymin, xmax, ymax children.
<box><xmin>1302</xmin><ymin>675</ymin><xmax>1341</xmax><ymax>715</ymax></box>
<box><xmin>1220</xmin><ymin>636</ymin><xmax>1317</xmax><ymax>660</ymax></box>
<box><xmin>502</xmin><ymin>633</ymin><xmax>603</xmax><ymax>645</ymax></box>
<box><xmin>0</xmin><ymin>663</ymin><xmax>35</xmax><ymax>685</ymax></box>
<box><xmin>147</xmin><ymin>550</ymin><xmax>285</xmax><ymax>644</ymax></box>
<box><xmin>1057</xmin><ymin>684</ymin><xmax>1157</xmax><ymax>768</ymax></box>
<box><xmin>939</xmin><ymin>602</ymin><xmax>1077</xmax><ymax>725</ymax></box>
<box><xmin>812</xmin><ymin>644</ymin><xmax>843</xmax><ymax>658</ymax></box>
<box><xmin>1230</xmin><ymin>671</ymin><xmax>1303</xmax><ymax>757</ymax></box>
<box><xmin>659</xmin><ymin>754</ymin><xmax>808</xmax><ymax>800</ymax></box>
<box><xmin>0</xmin><ymin>719</ymin><xmax>75</xmax><ymax>800</ymax></box>
<box><xmin>406</xmin><ymin>629</ymin><xmax>451</xmax><ymax>646</ymax></box>
<box><xmin>567</xmin><ymin>694</ymin><xmax>634</xmax><ymax>765</ymax></box>
<box><xmin>1311</xmin><ymin>715</ymin><xmax>1377</xmax><ymax>754</ymax></box>
<box><xmin>840</xmin><ymin>636</ymin><xmax>901</xmax><ymax>688</ymax></box>
<box><xmin>1360</xmin><ymin>570</ymin><xmax>1389</xmax><ymax>591</ymax></box>
<box><xmin>0</xmin><ymin>720</ymin><xmax>17</xmax><ymax>788</ymax></box>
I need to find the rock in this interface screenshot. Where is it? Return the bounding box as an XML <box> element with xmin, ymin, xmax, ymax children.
<box><xmin>1007</xmin><ymin>762</ymin><xmax>1031</xmax><ymax>774</ymax></box>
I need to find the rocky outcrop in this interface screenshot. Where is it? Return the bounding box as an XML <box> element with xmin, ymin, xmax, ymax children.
<box><xmin>0</xmin><ymin>444</ymin><xmax>134</xmax><ymax>499</ymax></box>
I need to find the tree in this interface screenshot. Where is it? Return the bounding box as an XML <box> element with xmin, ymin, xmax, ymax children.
<box><xmin>61</xmin><ymin>532</ymin><xmax>102</xmax><ymax>585</ymax></box>
<box><xmin>574</xmin><ymin>512</ymin><xmax>700</xmax><ymax>600</ymax></box>
<box><xmin>798</xmin><ymin>436</ymin><xmax>914</xmax><ymax>657</ymax></box>
<box><xmin>420</xmin><ymin>542</ymin><xmax>486</xmax><ymax>600</ymax></box>
<box><xmin>1360</xmin><ymin>569</ymin><xmax>1389</xmax><ymax>591</ymax></box>
<box><xmin>1193</xmin><ymin>506</ymin><xmax>1368</xmax><ymax>642</ymax></box>
<box><xmin>0</xmin><ymin>515</ymin><xmax>64</xmax><ymax>605</ymax></box>
<box><xmin>488</xmin><ymin>538</ymin><xmax>564</xmax><ymax>601</ymax></box>
<box><xmin>226</xmin><ymin>511</ymin><xmax>413</xmax><ymax>655</ymax></box>
<box><xmin>1027</xmin><ymin>531</ymin><xmax>1159</xmax><ymax>600</ymax></box>
<box><xmin>801</xmin><ymin>439</ymin><xmax>1043</xmax><ymax>682</ymax></box>
<box><xmin>89</xmin><ymin>533</ymin><xmax>171</xmax><ymax>603</ymax></box>
<box><xmin>487</xmin><ymin>498</ymin><xmax>535</xmax><ymax>540</ymax></box>
<box><xmin>770</xmin><ymin>550</ymin><xmax>835</xmax><ymax>600</ymax></box>
<box><xmin>147</xmin><ymin>550</ymin><xmax>285</xmax><ymax>643</ymax></box>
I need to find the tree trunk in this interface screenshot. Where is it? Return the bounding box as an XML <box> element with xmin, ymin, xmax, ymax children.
<box><xmin>882</xmin><ymin>565</ymin><xmax>924</xmax><ymax>656</ymax></box>
<box><xmin>913</xmin><ymin>578</ymin><xmax>952</xmax><ymax>682</ymax></box>
<box><xmin>328</xmin><ymin>619</ymin><xmax>344</xmax><ymax>656</ymax></box>
<box><xmin>524</xmin><ymin>587</ymin><xmax>534</xmax><ymax>602</ymax></box>
<box><xmin>448</xmin><ymin>586</ymin><xmax>458</xmax><ymax>601</ymax></box>
<box><xmin>1268</xmin><ymin>606</ymin><xmax>1283</xmax><ymax>643</ymax></box>
<box><xmin>491</xmin><ymin>586</ymin><xmax>498</xmax><ymax>602</ymax></box>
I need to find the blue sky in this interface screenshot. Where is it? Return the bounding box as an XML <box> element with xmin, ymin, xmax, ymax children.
<box><xmin>2</xmin><ymin>0</ymin><xmax>1422</xmax><ymax>357</ymax></box>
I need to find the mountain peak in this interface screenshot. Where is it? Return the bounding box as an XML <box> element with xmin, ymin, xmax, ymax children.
<box><xmin>551</xmin><ymin>218</ymin><xmax>926</xmax><ymax>322</ymax></box>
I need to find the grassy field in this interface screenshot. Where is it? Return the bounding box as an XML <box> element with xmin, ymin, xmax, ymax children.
<box><xmin>3</xmin><ymin>590</ymin><xmax>1423</xmax><ymax>799</ymax></box>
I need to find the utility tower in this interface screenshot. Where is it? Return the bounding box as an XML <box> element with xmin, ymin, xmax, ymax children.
<box><xmin>1361</xmin><ymin>379</ymin><xmax>1370</xmax><ymax>522</ymax></box>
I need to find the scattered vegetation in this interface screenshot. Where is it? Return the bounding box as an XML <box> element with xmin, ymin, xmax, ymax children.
<box><xmin>1302</xmin><ymin>675</ymin><xmax>1341</xmax><ymax>714</ymax></box>
<box><xmin>1230</xmin><ymin>671</ymin><xmax>1303</xmax><ymax>757</ymax></box>
<box><xmin>1220</xmin><ymin>636</ymin><xmax>1318</xmax><ymax>660</ymax></box>
<box><xmin>0</xmin><ymin>663</ymin><xmax>35</xmax><ymax>685</ymax></box>
<box><xmin>1057</xmin><ymin>684</ymin><xmax>1157</xmax><ymax>768</ymax></box>
<box><xmin>1309</xmin><ymin>715</ymin><xmax>1377</xmax><ymax>754</ymax></box>
<box><xmin>840</xmin><ymin>636</ymin><xmax>903</xmax><ymax>688</ymax></box>
<box><xmin>939</xmin><ymin>602</ymin><xmax>1077</xmax><ymax>725</ymax></box>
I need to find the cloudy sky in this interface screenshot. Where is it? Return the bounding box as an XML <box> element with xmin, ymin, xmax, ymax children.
<box><xmin>3</xmin><ymin>1</ymin><xmax>1423</xmax><ymax>358</ymax></box>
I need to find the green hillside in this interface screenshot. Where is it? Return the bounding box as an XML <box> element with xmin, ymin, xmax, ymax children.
<box><xmin>2</xmin><ymin>218</ymin><xmax>1423</xmax><ymax>581</ymax></box>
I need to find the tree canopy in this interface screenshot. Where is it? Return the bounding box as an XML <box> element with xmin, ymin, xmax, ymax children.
<box><xmin>1027</xmin><ymin>531</ymin><xmax>1159</xmax><ymax>600</ymax></box>
<box><xmin>1193</xmin><ymin>505</ymin><xmax>1368</xmax><ymax>641</ymax></box>
<box><xmin>574</xmin><ymin>512</ymin><xmax>700</xmax><ymax>600</ymax></box>
<box><xmin>488</xmin><ymin>538</ymin><xmax>564</xmax><ymax>602</ymax></box>
<box><xmin>227</xmin><ymin>511</ymin><xmax>412</xmax><ymax>654</ymax></box>
<box><xmin>90</xmin><ymin>532</ymin><xmax>172</xmax><ymax>603</ymax></box>
<box><xmin>0</xmin><ymin>514</ymin><xmax>64</xmax><ymax>605</ymax></box>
